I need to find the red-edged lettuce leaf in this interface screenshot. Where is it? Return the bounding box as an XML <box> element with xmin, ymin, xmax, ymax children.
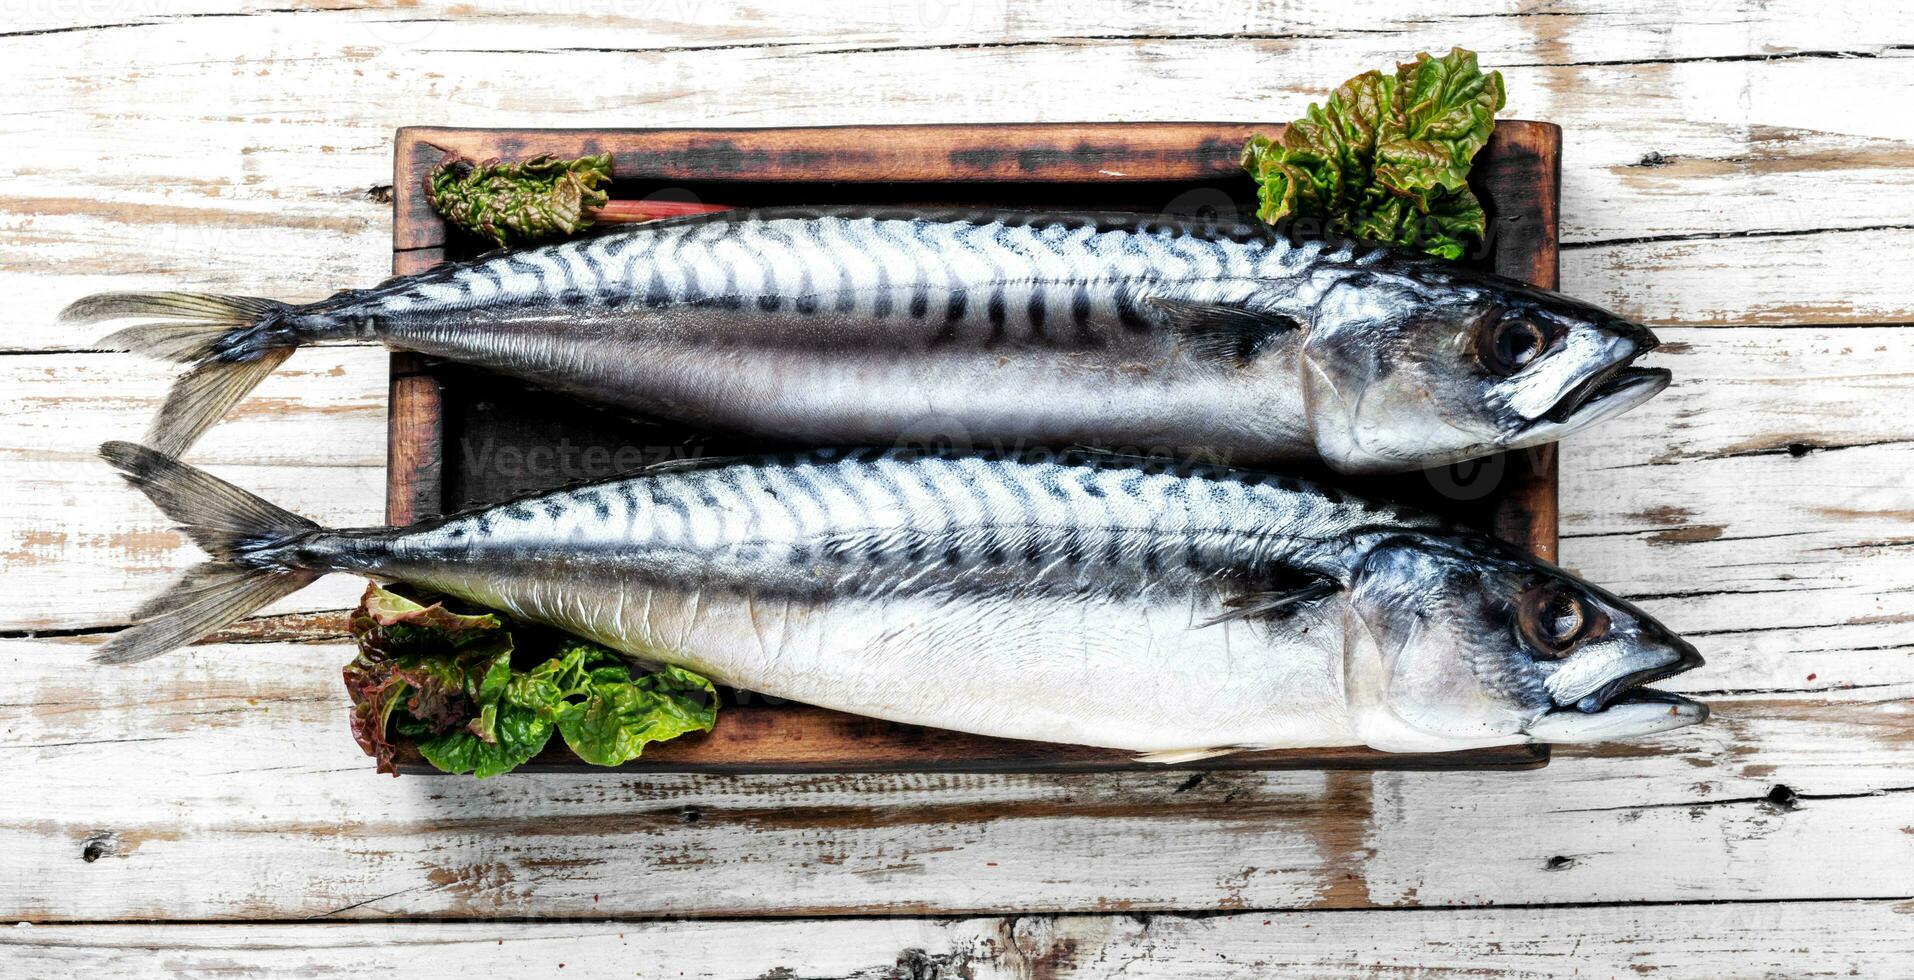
<box><xmin>342</xmin><ymin>585</ymin><xmax>508</xmax><ymax>775</ymax></box>
<box><xmin>342</xmin><ymin>583</ymin><xmax>716</xmax><ymax>778</ymax></box>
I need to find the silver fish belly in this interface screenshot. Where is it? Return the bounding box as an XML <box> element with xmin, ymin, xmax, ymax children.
<box><xmin>356</xmin><ymin>450</ymin><xmax>1405</xmax><ymax>753</ymax></box>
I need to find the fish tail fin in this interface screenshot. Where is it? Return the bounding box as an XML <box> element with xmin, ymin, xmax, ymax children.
<box><xmin>95</xmin><ymin>440</ymin><xmax>326</xmax><ymax>665</ymax></box>
<box><xmin>62</xmin><ymin>292</ymin><xmax>302</xmax><ymax>457</ymax></box>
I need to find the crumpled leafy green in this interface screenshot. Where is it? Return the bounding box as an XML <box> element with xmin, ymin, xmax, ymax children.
<box><xmin>557</xmin><ymin>661</ymin><xmax>719</xmax><ymax>767</ymax></box>
<box><xmin>1240</xmin><ymin>48</ymin><xmax>1506</xmax><ymax>259</ymax></box>
<box><xmin>425</xmin><ymin>152</ymin><xmax>613</xmax><ymax>249</ymax></box>
<box><xmin>342</xmin><ymin>583</ymin><xmax>717</xmax><ymax>777</ymax></box>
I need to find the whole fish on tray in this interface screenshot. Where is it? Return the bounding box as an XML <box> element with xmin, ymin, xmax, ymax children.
<box><xmin>66</xmin><ymin>208</ymin><xmax>1668</xmax><ymax>474</ymax></box>
<box><xmin>98</xmin><ymin>442</ymin><xmax>1705</xmax><ymax>754</ymax></box>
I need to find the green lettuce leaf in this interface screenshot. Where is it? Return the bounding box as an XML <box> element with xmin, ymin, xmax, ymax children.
<box><xmin>425</xmin><ymin>152</ymin><xmax>614</xmax><ymax>249</ymax></box>
<box><xmin>1241</xmin><ymin>48</ymin><xmax>1506</xmax><ymax>259</ymax></box>
<box><xmin>557</xmin><ymin>663</ymin><xmax>719</xmax><ymax>767</ymax></box>
<box><xmin>341</xmin><ymin>584</ymin><xmax>717</xmax><ymax>778</ymax></box>
<box><xmin>415</xmin><ymin>699</ymin><xmax>553</xmax><ymax>779</ymax></box>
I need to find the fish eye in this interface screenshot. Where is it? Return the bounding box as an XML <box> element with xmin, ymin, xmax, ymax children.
<box><xmin>1480</xmin><ymin>314</ymin><xmax>1550</xmax><ymax>376</ymax></box>
<box><xmin>1518</xmin><ymin>585</ymin><xmax>1594</xmax><ymax>658</ymax></box>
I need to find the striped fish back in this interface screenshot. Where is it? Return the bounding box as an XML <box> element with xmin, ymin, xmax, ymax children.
<box><xmin>361</xmin><ymin>209</ymin><xmax>1393</xmax><ymax>350</ymax></box>
<box><xmin>389</xmin><ymin>449</ymin><xmax>1437</xmax><ymax>600</ymax></box>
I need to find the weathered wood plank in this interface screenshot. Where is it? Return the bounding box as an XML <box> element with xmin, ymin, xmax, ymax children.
<box><xmin>1</xmin><ymin>635</ymin><xmax>1908</xmax><ymax>920</ymax></box>
<box><xmin>1564</xmin><ymin>227</ymin><xmax>1914</xmax><ymax>330</ymax></box>
<box><xmin>1555</xmin><ymin>327</ymin><xmax>1914</xmax><ymax>685</ymax></box>
<box><xmin>3</xmin><ymin>4</ymin><xmax>1911</xmax><ymax>354</ymax></box>
<box><xmin>7</xmin><ymin>0</ymin><xmax>1910</xmax><ymax>51</ymax></box>
<box><xmin>0</xmin><ymin>348</ymin><xmax>387</xmax><ymax>630</ymax></box>
<box><xmin>5</xmin><ymin>901</ymin><xmax>1913</xmax><ymax>978</ymax></box>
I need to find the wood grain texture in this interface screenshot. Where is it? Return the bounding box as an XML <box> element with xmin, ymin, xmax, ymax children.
<box><xmin>2</xmin><ymin>1</ymin><xmax>1910</xmax><ymax>968</ymax></box>
<box><xmin>383</xmin><ymin>358</ymin><xmax>442</xmax><ymax>527</ymax></box>
<box><xmin>0</xmin><ymin>349</ymin><xmax>390</xmax><ymax>630</ymax></box>
<box><xmin>6</xmin><ymin>902</ymin><xmax>1913</xmax><ymax>978</ymax></box>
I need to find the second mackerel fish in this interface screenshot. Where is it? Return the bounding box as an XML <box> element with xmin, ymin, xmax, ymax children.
<box><xmin>97</xmin><ymin>444</ymin><xmax>1706</xmax><ymax>756</ymax></box>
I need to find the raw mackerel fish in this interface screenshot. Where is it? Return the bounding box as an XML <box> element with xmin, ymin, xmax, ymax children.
<box><xmin>66</xmin><ymin>208</ymin><xmax>1669</xmax><ymax>474</ymax></box>
<box><xmin>98</xmin><ymin>443</ymin><xmax>1706</xmax><ymax>755</ymax></box>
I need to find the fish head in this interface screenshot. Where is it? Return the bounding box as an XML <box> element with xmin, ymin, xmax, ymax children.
<box><xmin>1338</xmin><ymin>532</ymin><xmax>1707</xmax><ymax>752</ymax></box>
<box><xmin>1299</xmin><ymin>270</ymin><xmax>1670</xmax><ymax>474</ymax></box>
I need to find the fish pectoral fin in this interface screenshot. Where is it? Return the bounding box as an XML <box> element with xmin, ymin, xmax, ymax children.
<box><xmin>1199</xmin><ymin>579</ymin><xmax>1341</xmax><ymax>628</ymax></box>
<box><xmin>1147</xmin><ymin>297</ymin><xmax>1303</xmax><ymax>364</ymax></box>
<box><xmin>1133</xmin><ymin>745</ymin><xmax>1257</xmax><ymax>765</ymax></box>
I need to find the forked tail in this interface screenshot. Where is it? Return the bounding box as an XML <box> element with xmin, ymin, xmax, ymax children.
<box><xmin>63</xmin><ymin>292</ymin><xmax>302</xmax><ymax>457</ymax></box>
<box><xmin>95</xmin><ymin>441</ymin><xmax>325</xmax><ymax>665</ymax></box>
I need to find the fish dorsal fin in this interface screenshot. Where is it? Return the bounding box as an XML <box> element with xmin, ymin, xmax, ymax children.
<box><xmin>1148</xmin><ymin>298</ymin><xmax>1303</xmax><ymax>363</ymax></box>
<box><xmin>1199</xmin><ymin>578</ymin><xmax>1341</xmax><ymax>628</ymax></box>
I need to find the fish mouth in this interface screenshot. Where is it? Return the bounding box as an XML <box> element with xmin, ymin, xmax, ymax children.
<box><xmin>1542</xmin><ymin>363</ymin><xmax>1672</xmax><ymax>427</ymax></box>
<box><xmin>1526</xmin><ymin>642</ymin><xmax>1709</xmax><ymax>743</ymax></box>
<box><xmin>1605</xmin><ymin>686</ymin><xmax>1704</xmax><ymax>709</ymax></box>
<box><xmin>1525</xmin><ymin>322</ymin><xmax>1669</xmax><ymax>432</ymax></box>
<box><xmin>1571</xmin><ymin>641</ymin><xmax>1705</xmax><ymax>714</ymax></box>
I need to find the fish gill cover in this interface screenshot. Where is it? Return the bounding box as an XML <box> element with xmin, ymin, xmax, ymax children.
<box><xmin>343</xmin><ymin>583</ymin><xmax>717</xmax><ymax>777</ymax></box>
<box><xmin>1241</xmin><ymin>47</ymin><xmax>1507</xmax><ymax>260</ymax></box>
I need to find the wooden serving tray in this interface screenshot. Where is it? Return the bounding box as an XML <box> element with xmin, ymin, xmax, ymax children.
<box><xmin>386</xmin><ymin>122</ymin><xmax>1561</xmax><ymax>774</ymax></box>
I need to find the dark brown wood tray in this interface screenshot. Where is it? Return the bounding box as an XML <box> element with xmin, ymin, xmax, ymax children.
<box><xmin>386</xmin><ymin>122</ymin><xmax>1561</xmax><ymax>774</ymax></box>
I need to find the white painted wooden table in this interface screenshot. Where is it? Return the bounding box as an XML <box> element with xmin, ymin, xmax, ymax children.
<box><xmin>2</xmin><ymin>3</ymin><xmax>1910</xmax><ymax>976</ymax></box>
